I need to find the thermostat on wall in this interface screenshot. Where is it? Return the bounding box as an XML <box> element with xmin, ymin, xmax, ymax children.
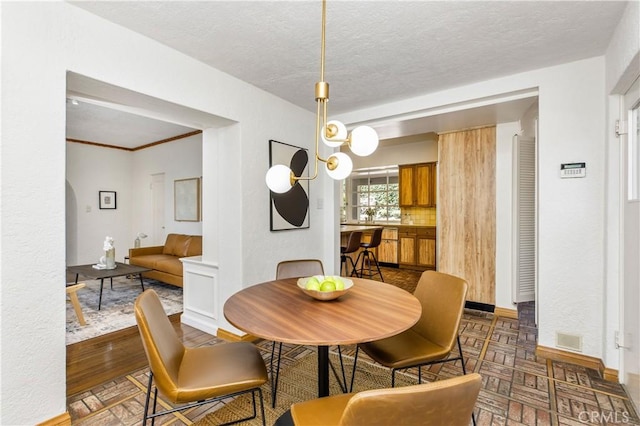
<box><xmin>560</xmin><ymin>162</ymin><xmax>586</xmax><ymax>178</ymax></box>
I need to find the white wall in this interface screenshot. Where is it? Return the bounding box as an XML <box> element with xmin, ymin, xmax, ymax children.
<box><xmin>131</xmin><ymin>133</ymin><xmax>203</xmax><ymax>245</ymax></box>
<box><xmin>338</xmin><ymin>56</ymin><xmax>608</xmax><ymax>360</ymax></box>
<box><xmin>603</xmin><ymin>0</ymin><xmax>640</xmax><ymax>373</ymax></box>
<box><xmin>350</xmin><ymin>137</ymin><xmax>439</xmax><ymax>170</ymax></box>
<box><xmin>1</xmin><ymin>2</ymin><xmax>319</xmax><ymax>424</ymax></box>
<box><xmin>66</xmin><ymin>142</ymin><xmax>133</xmax><ymax>265</ymax></box>
<box><xmin>66</xmin><ymin>135</ymin><xmax>203</xmax><ymax>266</ymax></box>
<box><xmin>66</xmin><ymin>142</ymin><xmax>132</xmax><ymax>265</ymax></box>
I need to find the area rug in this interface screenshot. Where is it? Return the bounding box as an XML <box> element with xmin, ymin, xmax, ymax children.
<box><xmin>194</xmin><ymin>352</ymin><xmax>417</xmax><ymax>425</ymax></box>
<box><xmin>66</xmin><ymin>277</ymin><xmax>182</xmax><ymax>345</ymax></box>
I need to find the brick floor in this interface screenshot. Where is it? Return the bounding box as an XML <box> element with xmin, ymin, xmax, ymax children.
<box><xmin>68</xmin><ymin>301</ymin><xmax>640</xmax><ymax>425</ymax></box>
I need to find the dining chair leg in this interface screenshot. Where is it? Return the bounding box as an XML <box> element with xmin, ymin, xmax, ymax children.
<box><xmin>457</xmin><ymin>335</ymin><xmax>468</xmax><ymax>375</ymax></box>
<box><xmin>257</xmin><ymin>388</ymin><xmax>267</xmax><ymax>426</ymax></box>
<box><xmin>270</xmin><ymin>341</ymin><xmax>283</xmax><ymax>408</ymax></box>
<box><xmin>143</xmin><ymin>371</ymin><xmax>153</xmax><ymax>425</ymax></box>
<box><xmin>348</xmin><ymin>345</ymin><xmax>360</xmax><ymax>392</ymax></box>
<box><xmin>151</xmin><ymin>386</ymin><xmax>158</xmax><ymax>426</ymax></box>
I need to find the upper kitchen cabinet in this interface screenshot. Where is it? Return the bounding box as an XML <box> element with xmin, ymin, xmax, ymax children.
<box><xmin>399</xmin><ymin>162</ymin><xmax>437</xmax><ymax>207</ymax></box>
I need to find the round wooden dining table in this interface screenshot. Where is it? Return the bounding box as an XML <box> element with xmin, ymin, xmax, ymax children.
<box><xmin>223</xmin><ymin>277</ymin><xmax>422</xmax><ymax>398</ymax></box>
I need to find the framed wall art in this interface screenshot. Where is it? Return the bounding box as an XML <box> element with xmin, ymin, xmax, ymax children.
<box><xmin>269</xmin><ymin>139</ymin><xmax>310</xmax><ymax>231</ymax></box>
<box><xmin>174</xmin><ymin>177</ymin><xmax>201</xmax><ymax>222</ymax></box>
<box><xmin>99</xmin><ymin>191</ymin><xmax>117</xmax><ymax>209</ymax></box>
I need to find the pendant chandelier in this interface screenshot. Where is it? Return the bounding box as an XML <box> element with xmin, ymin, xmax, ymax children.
<box><xmin>265</xmin><ymin>0</ymin><xmax>379</xmax><ymax>194</ymax></box>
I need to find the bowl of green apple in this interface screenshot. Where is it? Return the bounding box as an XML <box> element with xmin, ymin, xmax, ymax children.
<box><xmin>297</xmin><ymin>275</ymin><xmax>353</xmax><ymax>301</ymax></box>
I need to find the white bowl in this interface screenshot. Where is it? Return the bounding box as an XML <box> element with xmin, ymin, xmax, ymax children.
<box><xmin>297</xmin><ymin>276</ymin><xmax>354</xmax><ymax>301</ymax></box>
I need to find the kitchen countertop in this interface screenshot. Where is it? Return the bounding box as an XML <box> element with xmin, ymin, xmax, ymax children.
<box><xmin>340</xmin><ymin>224</ymin><xmax>383</xmax><ymax>233</ymax></box>
<box><xmin>341</xmin><ymin>223</ymin><xmax>436</xmax><ymax>229</ymax></box>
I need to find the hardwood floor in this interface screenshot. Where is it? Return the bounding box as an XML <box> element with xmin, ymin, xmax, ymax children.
<box><xmin>66</xmin><ymin>313</ymin><xmax>218</xmax><ymax>395</ymax></box>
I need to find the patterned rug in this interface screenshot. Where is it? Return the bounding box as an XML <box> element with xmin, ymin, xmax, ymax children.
<box><xmin>65</xmin><ymin>277</ymin><xmax>182</xmax><ymax>345</ymax></box>
<box><xmin>194</xmin><ymin>351</ymin><xmax>417</xmax><ymax>426</ymax></box>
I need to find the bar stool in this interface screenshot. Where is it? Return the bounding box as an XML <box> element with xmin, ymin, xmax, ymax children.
<box><xmin>340</xmin><ymin>231</ymin><xmax>362</xmax><ymax>277</ymax></box>
<box><xmin>355</xmin><ymin>227</ymin><xmax>384</xmax><ymax>281</ymax></box>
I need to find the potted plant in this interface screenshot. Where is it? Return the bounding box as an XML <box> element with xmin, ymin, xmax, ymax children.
<box><xmin>364</xmin><ymin>207</ymin><xmax>376</xmax><ymax>223</ymax></box>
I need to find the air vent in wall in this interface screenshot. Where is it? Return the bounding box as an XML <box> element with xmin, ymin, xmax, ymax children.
<box><xmin>556</xmin><ymin>332</ymin><xmax>583</xmax><ymax>352</ymax></box>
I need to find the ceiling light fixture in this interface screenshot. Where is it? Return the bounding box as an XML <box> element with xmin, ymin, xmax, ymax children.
<box><xmin>265</xmin><ymin>0</ymin><xmax>379</xmax><ymax>193</ymax></box>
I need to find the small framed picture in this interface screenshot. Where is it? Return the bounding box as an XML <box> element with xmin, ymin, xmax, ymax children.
<box><xmin>99</xmin><ymin>191</ymin><xmax>117</xmax><ymax>209</ymax></box>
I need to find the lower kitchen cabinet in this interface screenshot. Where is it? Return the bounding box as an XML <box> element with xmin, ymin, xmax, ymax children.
<box><xmin>417</xmin><ymin>237</ymin><xmax>436</xmax><ymax>268</ymax></box>
<box><xmin>398</xmin><ymin>226</ymin><xmax>436</xmax><ymax>270</ymax></box>
<box><xmin>399</xmin><ymin>234</ymin><xmax>416</xmax><ymax>265</ymax></box>
<box><xmin>378</xmin><ymin>228</ymin><xmax>398</xmax><ymax>264</ymax></box>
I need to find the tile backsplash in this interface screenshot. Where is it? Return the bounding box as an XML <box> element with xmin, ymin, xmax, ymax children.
<box><xmin>401</xmin><ymin>207</ymin><xmax>437</xmax><ymax>226</ymax></box>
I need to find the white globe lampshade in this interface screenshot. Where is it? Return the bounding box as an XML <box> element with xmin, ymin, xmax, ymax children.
<box><xmin>266</xmin><ymin>164</ymin><xmax>294</xmax><ymax>193</ymax></box>
<box><xmin>325</xmin><ymin>152</ymin><xmax>353</xmax><ymax>180</ymax></box>
<box><xmin>349</xmin><ymin>126</ymin><xmax>379</xmax><ymax>156</ymax></box>
<box><xmin>321</xmin><ymin>120</ymin><xmax>347</xmax><ymax>147</ymax></box>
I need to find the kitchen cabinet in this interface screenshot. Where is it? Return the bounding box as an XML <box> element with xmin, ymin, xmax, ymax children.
<box><xmin>399</xmin><ymin>162</ymin><xmax>437</xmax><ymax>207</ymax></box>
<box><xmin>416</xmin><ymin>228</ymin><xmax>436</xmax><ymax>269</ymax></box>
<box><xmin>398</xmin><ymin>226</ymin><xmax>436</xmax><ymax>270</ymax></box>
<box><xmin>399</xmin><ymin>233</ymin><xmax>416</xmax><ymax>265</ymax></box>
<box><xmin>378</xmin><ymin>227</ymin><xmax>398</xmax><ymax>264</ymax></box>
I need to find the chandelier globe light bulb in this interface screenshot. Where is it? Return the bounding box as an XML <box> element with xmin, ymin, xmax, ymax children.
<box><xmin>266</xmin><ymin>164</ymin><xmax>294</xmax><ymax>193</ymax></box>
<box><xmin>321</xmin><ymin>120</ymin><xmax>347</xmax><ymax>147</ymax></box>
<box><xmin>349</xmin><ymin>126</ymin><xmax>379</xmax><ymax>157</ymax></box>
<box><xmin>325</xmin><ymin>152</ymin><xmax>353</xmax><ymax>180</ymax></box>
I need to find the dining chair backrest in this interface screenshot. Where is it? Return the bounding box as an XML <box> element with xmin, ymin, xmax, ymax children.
<box><xmin>276</xmin><ymin>259</ymin><xmax>325</xmax><ymax>279</ymax></box>
<box><xmin>339</xmin><ymin>373</ymin><xmax>481</xmax><ymax>426</ymax></box>
<box><xmin>135</xmin><ymin>289</ymin><xmax>185</xmax><ymax>400</ymax></box>
<box><xmin>412</xmin><ymin>270</ymin><xmax>468</xmax><ymax>354</ymax></box>
<box><xmin>342</xmin><ymin>231</ymin><xmax>363</xmax><ymax>254</ymax></box>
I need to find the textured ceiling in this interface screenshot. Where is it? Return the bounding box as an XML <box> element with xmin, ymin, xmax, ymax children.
<box><xmin>66</xmin><ymin>0</ymin><xmax>628</xmax><ymax>148</ymax></box>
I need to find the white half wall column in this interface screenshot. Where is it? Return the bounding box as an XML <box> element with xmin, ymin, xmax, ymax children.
<box><xmin>180</xmin><ymin>256</ymin><xmax>220</xmax><ymax>335</ymax></box>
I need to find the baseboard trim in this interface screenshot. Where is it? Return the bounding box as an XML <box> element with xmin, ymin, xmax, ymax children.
<box><xmin>217</xmin><ymin>328</ymin><xmax>258</xmax><ymax>343</ymax></box>
<box><xmin>37</xmin><ymin>412</ymin><xmax>71</xmax><ymax>426</ymax></box>
<box><xmin>465</xmin><ymin>301</ymin><xmax>495</xmax><ymax>313</ymax></box>
<box><xmin>604</xmin><ymin>367</ymin><xmax>619</xmax><ymax>382</ymax></box>
<box><xmin>494</xmin><ymin>307</ymin><xmax>518</xmax><ymax>319</ymax></box>
<box><xmin>536</xmin><ymin>345</ymin><xmax>618</xmax><ymax>382</ymax></box>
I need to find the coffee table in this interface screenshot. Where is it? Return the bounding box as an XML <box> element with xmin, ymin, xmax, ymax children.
<box><xmin>67</xmin><ymin>262</ymin><xmax>151</xmax><ymax>310</ymax></box>
<box><xmin>224</xmin><ymin>277</ymin><xmax>421</xmax><ymax>398</ymax></box>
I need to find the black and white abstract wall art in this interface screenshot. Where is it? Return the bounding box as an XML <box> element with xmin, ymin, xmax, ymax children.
<box><xmin>269</xmin><ymin>139</ymin><xmax>310</xmax><ymax>231</ymax></box>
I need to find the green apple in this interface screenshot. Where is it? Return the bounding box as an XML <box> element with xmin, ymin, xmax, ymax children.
<box><xmin>320</xmin><ymin>280</ymin><xmax>336</xmax><ymax>292</ymax></box>
<box><xmin>305</xmin><ymin>278</ymin><xmax>321</xmax><ymax>291</ymax></box>
<box><xmin>334</xmin><ymin>277</ymin><xmax>345</xmax><ymax>291</ymax></box>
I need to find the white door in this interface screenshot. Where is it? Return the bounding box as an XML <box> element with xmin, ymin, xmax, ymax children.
<box><xmin>621</xmin><ymin>76</ymin><xmax>640</xmax><ymax>412</ymax></box>
<box><xmin>152</xmin><ymin>173</ymin><xmax>166</xmax><ymax>246</ymax></box>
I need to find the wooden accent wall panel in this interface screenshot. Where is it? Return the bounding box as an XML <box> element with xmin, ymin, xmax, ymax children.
<box><xmin>438</xmin><ymin>127</ymin><xmax>496</xmax><ymax>304</ymax></box>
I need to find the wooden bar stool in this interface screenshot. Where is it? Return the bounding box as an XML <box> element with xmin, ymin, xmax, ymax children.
<box><xmin>340</xmin><ymin>231</ymin><xmax>362</xmax><ymax>277</ymax></box>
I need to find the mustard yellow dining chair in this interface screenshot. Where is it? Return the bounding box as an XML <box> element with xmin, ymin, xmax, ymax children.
<box><xmin>351</xmin><ymin>270</ymin><xmax>470</xmax><ymax>388</ymax></box>
<box><xmin>134</xmin><ymin>289</ymin><xmax>268</xmax><ymax>425</ymax></box>
<box><xmin>290</xmin><ymin>373</ymin><xmax>482</xmax><ymax>426</ymax></box>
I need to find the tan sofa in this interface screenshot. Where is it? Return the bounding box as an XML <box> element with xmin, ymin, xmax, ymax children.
<box><xmin>129</xmin><ymin>234</ymin><xmax>202</xmax><ymax>288</ymax></box>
